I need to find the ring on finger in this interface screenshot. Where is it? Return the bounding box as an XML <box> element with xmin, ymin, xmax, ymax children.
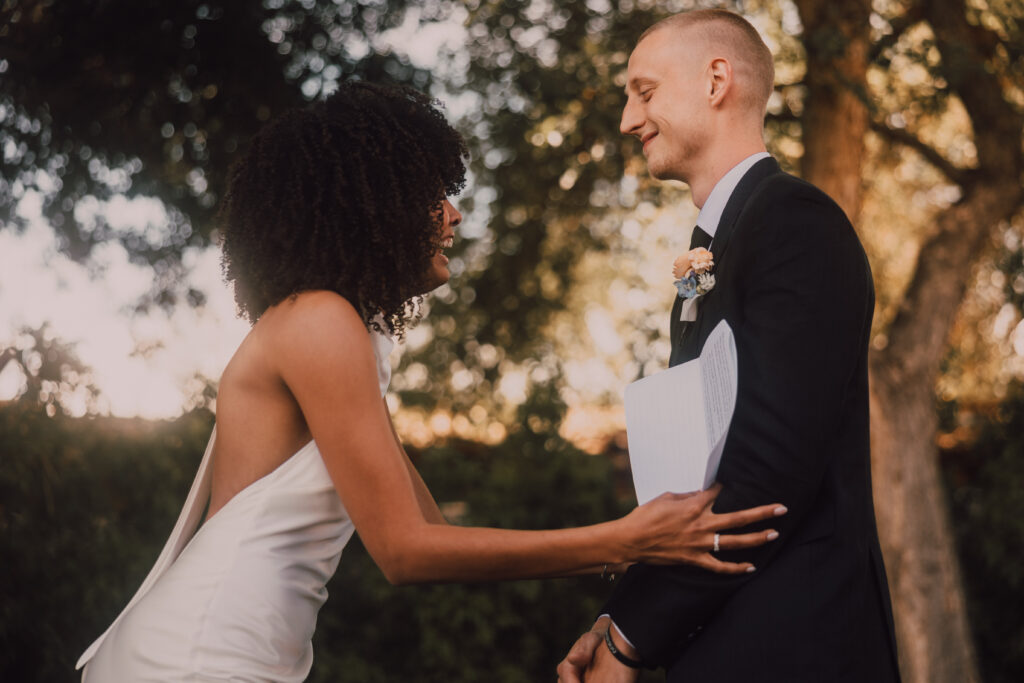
<box><xmin>713</xmin><ymin>533</ymin><xmax>720</xmax><ymax>553</ymax></box>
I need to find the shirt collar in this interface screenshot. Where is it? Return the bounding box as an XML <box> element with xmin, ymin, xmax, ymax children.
<box><xmin>696</xmin><ymin>152</ymin><xmax>771</xmax><ymax>239</ymax></box>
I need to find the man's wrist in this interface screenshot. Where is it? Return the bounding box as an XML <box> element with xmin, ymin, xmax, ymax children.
<box><xmin>597</xmin><ymin>614</ymin><xmax>637</xmax><ymax>652</ymax></box>
<box><xmin>603</xmin><ymin>627</ymin><xmax>645</xmax><ymax>669</ymax></box>
<box><xmin>607</xmin><ymin>621</ymin><xmax>639</xmax><ymax>659</ymax></box>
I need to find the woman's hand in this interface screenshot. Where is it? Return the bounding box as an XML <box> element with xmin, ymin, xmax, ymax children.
<box><xmin>619</xmin><ymin>483</ymin><xmax>786</xmax><ymax>574</ymax></box>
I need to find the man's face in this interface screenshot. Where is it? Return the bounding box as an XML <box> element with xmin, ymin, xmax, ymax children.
<box><xmin>621</xmin><ymin>28</ymin><xmax>709</xmax><ymax>182</ymax></box>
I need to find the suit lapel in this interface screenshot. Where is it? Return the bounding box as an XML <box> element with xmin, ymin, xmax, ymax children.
<box><xmin>671</xmin><ymin>157</ymin><xmax>782</xmax><ymax>365</ymax></box>
<box><xmin>708</xmin><ymin>156</ymin><xmax>781</xmax><ymax>265</ymax></box>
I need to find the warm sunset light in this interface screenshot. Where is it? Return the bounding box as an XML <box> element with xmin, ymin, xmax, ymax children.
<box><xmin>4</xmin><ymin>2</ymin><xmax>1023</xmax><ymax>681</ymax></box>
<box><xmin>0</xmin><ymin>195</ymin><xmax>249</xmax><ymax>418</ymax></box>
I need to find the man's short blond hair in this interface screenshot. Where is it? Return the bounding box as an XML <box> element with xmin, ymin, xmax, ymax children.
<box><xmin>641</xmin><ymin>9</ymin><xmax>775</xmax><ymax>114</ymax></box>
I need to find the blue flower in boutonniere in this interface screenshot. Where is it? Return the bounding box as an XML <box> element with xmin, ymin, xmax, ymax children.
<box><xmin>672</xmin><ymin>247</ymin><xmax>715</xmax><ymax>299</ymax></box>
<box><xmin>673</xmin><ymin>247</ymin><xmax>715</xmax><ymax>323</ymax></box>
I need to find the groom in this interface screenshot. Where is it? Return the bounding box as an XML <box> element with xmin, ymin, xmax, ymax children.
<box><xmin>557</xmin><ymin>9</ymin><xmax>901</xmax><ymax>682</ymax></box>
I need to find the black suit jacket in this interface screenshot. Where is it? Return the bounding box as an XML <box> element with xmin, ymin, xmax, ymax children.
<box><xmin>604</xmin><ymin>158</ymin><xmax>901</xmax><ymax>682</ymax></box>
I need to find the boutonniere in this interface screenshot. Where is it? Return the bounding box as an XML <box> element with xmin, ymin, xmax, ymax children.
<box><xmin>673</xmin><ymin>247</ymin><xmax>715</xmax><ymax>322</ymax></box>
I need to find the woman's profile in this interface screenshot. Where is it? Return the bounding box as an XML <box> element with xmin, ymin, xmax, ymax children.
<box><xmin>76</xmin><ymin>81</ymin><xmax>784</xmax><ymax>681</ymax></box>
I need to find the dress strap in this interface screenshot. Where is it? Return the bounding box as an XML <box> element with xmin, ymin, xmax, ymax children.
<box><xmin>369</xmin><ymin>326</ymin><xmax>395</xmax><ymax>397</ymax></box>
<box><xmin>76</xmin><ymin>427</ymin><xmax>218</xmax><ymax>669</ymax></box>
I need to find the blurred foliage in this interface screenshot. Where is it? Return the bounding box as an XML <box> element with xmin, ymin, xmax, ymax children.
<box><xmin>938</xmin><ymin>215</ymin><xmax>1024</xmax><ymax>404</ymax></box>
<box><xmin>0</xmin><ymin>0</ymin><xmax>432</xmax><ymax>309</ymax></box>
<box><xmin>940</xmin><ymin>383</ymin><xmax>1024</xmax><ymax>683</ymax></box>
<box><xmin>392</xmin><ymin>0</ymin><xmax>674</xmax><ymax>423</ymax></box>
<box><xmin>0</xmin><ymin>323</ymin><xmax>101</xmax><ymax>416</ymax></box>
<box><xmin>0</xmin><ymin>397</ymin><xmax>663</xmax><ymax>682</ymax></box>
<box><xmin>3</xmin><ymin>0</ymin><xmax>1022</xmax><ymax>404</ymax></box>
<box><xmin>394</xmin><ymin>0</ymin><xmax>803</xmax><ymax>419</ymax></box>
<box><xmin>0</xmin><ymin>402</ymin><xmax>212</xmax><ymax>681</ymax></box>
<box><xmin>859</xmin><ymin>0</ymin><xmax>1024</xmax><ymax>396</ymax></box>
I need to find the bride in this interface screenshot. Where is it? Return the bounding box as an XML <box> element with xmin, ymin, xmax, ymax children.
<box><xmin>77</xmin><ymin>82</ymin><xmax>784</xmax><ymax>681</ymax></box>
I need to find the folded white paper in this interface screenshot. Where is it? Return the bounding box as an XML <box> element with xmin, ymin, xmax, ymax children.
<box><xmin>623</xmin><ymin>320</ymin><xmax>738</xmax><ymax>504</ymax></box>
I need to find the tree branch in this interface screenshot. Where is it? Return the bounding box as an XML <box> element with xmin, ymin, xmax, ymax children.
<box><xmin>870</xmin><ymin>2</ymin><xmax>926</xmax><ymax>63</ymax></box>
<box><xmin>766</xmin><ymin>111</ymin><xmax>801</xmax><ymax>124</ymax></box>
<box><xmin>0</xmin><ymin>347</ymin><xmax>19</xmax><ymax>383</ymax></box>
<box><xmin>766</xmin><ymin>87</ymin><xmax>804</xmax><ymax>125</ymax></box>
<box><xmin>869</xmin><ymin>119</ymin><xmax>973</xmax><ymax>186</ymax></box>
<box><xmin>924</xmin><ymin>0</ymin><xmax>1024</xmax><ymax>176</ymax></box>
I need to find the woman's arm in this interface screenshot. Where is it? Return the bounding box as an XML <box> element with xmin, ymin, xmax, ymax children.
<box><xmin>276</xmin><ymin>292</ymin><xmax>782</xmax><ymax>585</ymax></box>
<box><xmin>386</xmin><ymin>399</ymin><xmax>448</xmax><ymax>526</ymax></box>
<box><xmin>388</xmin><ymin>399</ymin><xmax>667</xmax><ymax>578</ymax></box>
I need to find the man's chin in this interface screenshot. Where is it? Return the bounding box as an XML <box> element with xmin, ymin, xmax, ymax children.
<box><xmin>647</xmin><ymin>162</ymin><xmax>689</xmax><ymax>184</ymax></box>
<box><xmin>646</xmin><ymin>158</ymin><xmax>676</xmax><ymax>180</ymax></box>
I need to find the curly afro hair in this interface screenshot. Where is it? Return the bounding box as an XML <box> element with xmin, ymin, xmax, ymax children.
<box><xmin>219</xmin><ymin>81</ymin><xmax>468</xmax><ymax>337</ymax></box>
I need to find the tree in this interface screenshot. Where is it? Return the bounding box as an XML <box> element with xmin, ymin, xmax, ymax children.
<box><xmin>0</xmin><ymin>0</ymin><xmax>431</xmax><ymax>307</ymax></box>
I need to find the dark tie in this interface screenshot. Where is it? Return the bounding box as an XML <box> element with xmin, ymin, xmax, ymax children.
<box><xmin>689</xmin><ymin>225</ymin><xmax>712</xmax><ymax>251</ymax></box>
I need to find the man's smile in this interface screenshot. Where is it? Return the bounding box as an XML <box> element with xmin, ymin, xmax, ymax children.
<box><xmin>641</xmin><ymin>131</ymin><xmax>659</xmax><ymax>152</ymax></box>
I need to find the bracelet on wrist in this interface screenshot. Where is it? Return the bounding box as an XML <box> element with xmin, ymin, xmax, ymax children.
<box><xmin>603</xmin><ymin>628</ymin><xmax>644</xmax><ymax>670</ymax></box>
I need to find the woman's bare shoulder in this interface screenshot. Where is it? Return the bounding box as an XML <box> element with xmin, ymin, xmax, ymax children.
<box><xmin>267</xmin><ymin>291</ymin><xmax>365</xmax><ymax>335</ymax></box>
<box><xmin>262</xmin><ymin>290</ymin><xmax>375</xmax><ymax>374</ymax></box>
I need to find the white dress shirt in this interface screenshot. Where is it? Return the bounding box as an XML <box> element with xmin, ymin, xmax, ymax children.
<box><xmin>696</xmin><ymin>151</ymin><xmax>771</xmax><ymax>241</ymax></box>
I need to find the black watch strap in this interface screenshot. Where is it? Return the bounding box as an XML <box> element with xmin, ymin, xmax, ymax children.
<box><xmin>603</xmin><ymin>627</ymin><xmax>645</xmax><ymax>670</ymax></box>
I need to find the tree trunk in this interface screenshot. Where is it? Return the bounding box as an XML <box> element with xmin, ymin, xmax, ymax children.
<box><xmin>870</xmin><ymin>356</ymin><xmax>981</xmax><ymax>683</ymax></box>
<box><xmin>867</xmin><ymin>183</ymin><xmax>1013</xmax><ymax>683</ymax></box>
<box><xmin>792</xmin><ymin>0</ymin><xmax>1022</xmax><ymax>680</ymax></box>
<box><xmin>793</xmin><ymin>0</ymin><xmax>870</xmax><ymax>225</ymax></box>
<box><xmin>869</xmin><ymin>0</ymin><xmax>1023</xmax><ymax>677</ymax></box>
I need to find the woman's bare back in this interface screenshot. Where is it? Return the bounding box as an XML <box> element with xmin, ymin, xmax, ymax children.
<box><xmin>205</xmin><ymin>299</ymin><xmax>315</xmax><ymax>520</ymax></box>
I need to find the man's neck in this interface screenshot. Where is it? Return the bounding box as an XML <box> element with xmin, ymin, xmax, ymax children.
<box><xmin>689</xmin><ymin>142</ymin><xmax>767</xmax><ymax>209</ymax></box>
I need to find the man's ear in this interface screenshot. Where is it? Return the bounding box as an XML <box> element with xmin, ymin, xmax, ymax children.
<box><xmin>708</xmin><ymin>57</ymin><xmax>732</xmax><ymax>107</ymax></box>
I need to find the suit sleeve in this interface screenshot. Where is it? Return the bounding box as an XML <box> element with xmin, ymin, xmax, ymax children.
<box><xmin>603</xmin><ymin>187</ymin><xmax>874</xmax><ymax>666</ymax></box>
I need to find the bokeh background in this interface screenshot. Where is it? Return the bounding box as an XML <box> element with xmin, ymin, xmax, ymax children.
<box><xmin>2</xmin><ymin>1</ymin><xmax>1023</xmax><ymax>681</ymax></box>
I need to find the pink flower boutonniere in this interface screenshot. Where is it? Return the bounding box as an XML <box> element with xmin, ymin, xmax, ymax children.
<box><xmin>673</xmin><ymin>247</ymin><xmax>715</xmax><ymax>322</ymax></box>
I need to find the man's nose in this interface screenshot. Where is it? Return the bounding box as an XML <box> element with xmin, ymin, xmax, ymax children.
<box><xmin>620</xmin><ymin>97</ymin><xmax>643</xmax><ymax>136</ymax></box>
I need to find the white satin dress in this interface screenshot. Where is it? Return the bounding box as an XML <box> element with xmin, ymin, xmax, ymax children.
<box><xmin>77</xmin><ymin>329</ymin><xmax>395</xmax><ymax>682</ymax></box>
